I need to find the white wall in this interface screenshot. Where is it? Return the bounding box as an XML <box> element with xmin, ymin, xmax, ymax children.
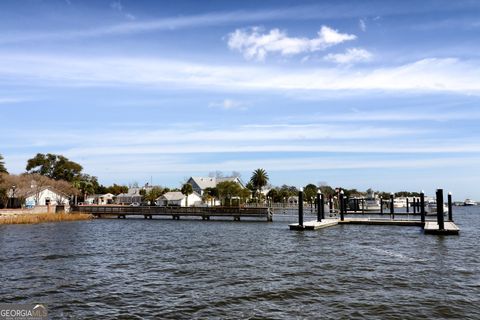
<box><xmin>25</xmin><ymin>188</ymin><xmax>69</xmax><ymax>206</ymax></box>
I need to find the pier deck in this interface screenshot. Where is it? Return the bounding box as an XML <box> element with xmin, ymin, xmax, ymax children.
<box><xmin>424</xmin><ymin>221</ymin><xmax>460</xmax><ymax>235</ymax></box>
<box><xmin>290</xmin><ymin>218</ymin><xmax>459</xmax><ymax>234</ymax></box>
<box><xmin>73</xmin><ymin>205</ymin><xmax>273</xmax><ymax>222</ymax></box>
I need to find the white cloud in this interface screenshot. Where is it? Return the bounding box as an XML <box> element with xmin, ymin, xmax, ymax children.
<box><xmin>324</xmin><ymin>48</ymin><xmax>372</xmax><ymax>64</ymax></box>
<box><xmin>227</xmin><ymin>26</ymin><xmax>357</xmax><ymax>61</ymax></box>
<box><xmin>0</xmin><ymin>54</ymin><xmax>479</xmax><ymax>93</ymax></box>
<box><xmin>209</xmin><ymin>99</ymin><xmax>247</xmax><ymax>110</ymax></box>
<box><xmin>359</xmin><ymin>19</ymin><xmax>367</xmax><ymax>32</ymax></box>
<box><xmin>110</xmin><ymin>1</ymin><xmax>123</xmax><ymax>12</ymax></box>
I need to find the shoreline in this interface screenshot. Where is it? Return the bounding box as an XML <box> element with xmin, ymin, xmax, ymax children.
<box><xmin>0</xmin><ymin>212</ymin><xmax>93</xmax><ymax>225</ymax></box>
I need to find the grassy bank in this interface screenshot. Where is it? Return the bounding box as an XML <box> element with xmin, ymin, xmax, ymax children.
<box><xmin>0</xmin><ymin>212</ymin><xmax>93</xmax><ymax>225</ymax></box>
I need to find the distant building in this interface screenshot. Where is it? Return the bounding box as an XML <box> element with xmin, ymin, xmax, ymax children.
<box><xmin>24</xmin><ymin>187</ymin><xmax>70</xmax><ymax>207</ymax></box>
<box><xmin>86</xmin><ymin>193</ymin><xmax>115</xmax><ymax>205</ymax></box>
<box><xmin>155</xmin><ymin>191</ymin><xmax>202</xmax><ymax>207</ymax></box>
<box><xmin>115</xmin><ymin>183</ymin><xmax>158</xmax><ymax>204</ymax></box>
<box><xmin>186</xmin><ymin>176</ymin><xmax>244</xmax><ymax>196</ymax></box>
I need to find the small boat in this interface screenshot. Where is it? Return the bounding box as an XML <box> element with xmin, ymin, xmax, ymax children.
<box><xmin>393</xmin><ymin>198</ymin><xmax>407</xmax><ymax>208</ymax></box>
<box><xmin>464</xmin><ymin>199</ymin><xmax>477</xmax><ymax>206</ymax></box>
<box><xmin>364</xmin><ymin>199</ymin><xmax>381</xmax><ymax>211</ymax></box>
<box><xmin>425</xmin><ymin>199</ymin><xmax>448</xmax><ymax>215</ymax></box>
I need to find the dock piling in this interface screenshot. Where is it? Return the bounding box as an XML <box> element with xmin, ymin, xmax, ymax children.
<box><xmin>420</xmin><ymin>191</ymin><xmax>425</xmax><ymax>224</ymax></box>
<box><xmin>436</xmin><ymin>189</ymin><xmax>445</xmax><ymax>230</ymax></box>
<box><xmin>298</xmin><ymin>188</ymin><xmax>304</xmax><ymax>227</ymax></box>
<box><xmin>406</xmin><ymin>198</ymin><xmax>409</xmax><ymax>213</ymax></box>
<box><xmin>316</xmin><ymin>191</ymin><xmax>322</xmax><ymax>222</ymax></box>
<box><xmin>380</xmin><ymin>197</ymin><xmax>383</xmax><ymax>215</ymax></box>
<box><xmin>390</xmin><ymin>193</ymin><xmax>394</xmax><ymax>220</ymax></box>
<box><xmin>339</xmin><ymin>191</ymin><xmax>344</xmax><ymax>221</ymax></box>
<box><xmin>448</xmin><ymin>192</ymin><xmax>453</xmax><ymax>221</ymax></box>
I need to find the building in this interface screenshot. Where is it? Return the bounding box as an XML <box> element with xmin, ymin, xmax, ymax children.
<box><xmin>24</xmin><ymin>186</ymin><xmax>70</xmax><ymax>207</ymax></box>
<box><xmin>155</xmin><ymin>191</ymin><xmax>203</xmax><ymax>207</ymax></box>
<box><xmin>85</xmin><ymin>193</ymin><xmax>115</xmax><ymax>205</ymax></box>
<box><xmin>186</xmin><ymin>176</ymin><xmax>244</xmax><ymax>196</ymax></box>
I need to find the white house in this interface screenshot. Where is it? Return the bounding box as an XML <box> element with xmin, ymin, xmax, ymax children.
<box><xmin>85</xmin><ymin>193</ymin><xmax>115</xmax><ymax>205</ymax></box>
<box><xmin>186</xmin><ymin>176</ymin><xmax>244</xmax><ymax>196</ymax></box>
<box><xmin>25</xmin><ymin>187</ymin><xmax>70</xmax><ymax>207</ymax></box>
<box><xmin>155</xmin><ymin>191</ymin><xmax>203</xmax><ymax>207</ymax></box>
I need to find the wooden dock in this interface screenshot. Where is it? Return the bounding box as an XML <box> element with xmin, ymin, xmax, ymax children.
<box><xmin>73</xmin><ymin>205</ymin><xmax>273</xmax><ymax>222</ymax></box>
<box><xmin>290</xmin><ymin>218</ymin><xmax>459</xmax><ymax>235</ymax></box>
<box><xmin>424</xmin><ymin>221</ymin><xmax>460</xmax><ymax>235</ymax></box>
<box><xmin>289</xmin><ymin>218</ymin><xmax>339</xmax><ymax>230</ymax></box>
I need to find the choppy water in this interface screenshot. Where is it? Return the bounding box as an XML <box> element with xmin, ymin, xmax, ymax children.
<box><xmin>1</xmin><ymin>207</ymin><xmax>479</xmax><ymax>319</ymax></box>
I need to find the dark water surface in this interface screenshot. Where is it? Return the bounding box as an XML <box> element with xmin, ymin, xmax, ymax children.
<box><xmin>1</xmin><ymin>207</ymin><xmax>479</xmax><ymax>319</ymax></box>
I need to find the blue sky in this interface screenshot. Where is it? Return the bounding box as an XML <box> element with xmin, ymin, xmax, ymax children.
<box><xmin>1</xmin><ymin>0</ymin><xmax>480</xmax><ymax>199</ymax></box>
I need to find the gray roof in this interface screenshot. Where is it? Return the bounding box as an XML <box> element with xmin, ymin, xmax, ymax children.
<box><xmin>188</xmin><ymin>176</ymin><xmax>244</xmax><ymax>189</ymax></box>
<box><xmin>158</xmin><ymin>191</ymin><xmax>185</xmax><ymax>201</ymax></box>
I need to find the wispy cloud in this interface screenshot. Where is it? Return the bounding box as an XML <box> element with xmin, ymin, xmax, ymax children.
<box><xmin>0</xmin><ymin>54</ymin><xmax>479</xmax><ymax>94</ymax></box>
<box><xmin>209</xmin><ymin>99</ymin><xmax>248</xmax><ymax>111</ymax></box>
<box><xmin>324</xmin><ymin>48</ymin><xmax>372</xmax><ymax>64</ymax></box>
<box><xmin>359</xmin><ymin>19</ymin><xmax>367</xmax><ymax>32</ymax></box>
<box><xmin>227</xmin><ymin>26</ymin><xmax>356</xmax><ymax>61</ymax></box>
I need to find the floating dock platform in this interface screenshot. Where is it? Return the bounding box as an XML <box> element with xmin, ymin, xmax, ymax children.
<box><xmin>289</xmin><ymin>218</ymin><xmax>339</xmax><ymax>230</ymax></box>
<box><xmin>424</xmin><ymin>221</ymin><xmax>460</xmax><ymax>235</ymax></box>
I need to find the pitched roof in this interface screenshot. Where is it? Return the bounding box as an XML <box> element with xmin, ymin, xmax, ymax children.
<box><xmin>158</xmin><ymin>191</ymin><xmax>185</xmax><ymax>201</ymax></box>
<box><xmin>188</xmin><ymin>176</ymin><xmax>244</xmax><ymax>189</ymax></box>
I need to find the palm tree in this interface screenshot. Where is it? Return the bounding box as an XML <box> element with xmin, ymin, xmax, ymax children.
<box><xmin>181</xmin><ymin>183</ymin><xmax>193</xmax><ymax>207</ymax></box>
<box><xmin>0</xmin><ymin>154</ymin><xmax>7</xmax><ymax>174</ymax></box>
<box><xmin>250</xmin><ymin>168</ymin><xmax>269</xmax><ymax>203</ymax></box>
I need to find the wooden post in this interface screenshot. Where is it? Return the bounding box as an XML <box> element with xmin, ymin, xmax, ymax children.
<box><xmin>413</xmin><ymin>198</ymin><xmax>417</xmax><ymax>214</ymax></box>
<box><xmin>329</xmin><ymin>196</ymin><xmax>333</xmax><ymax>213</ymax></box>
<box><xmin>316</xmin><ymin>191</ymin><xmax>322</xmax><ymax>222</ymax></box>
<box><xmin>406</xmin><ymin>198</ymin><xmax>409</xmax><ymax>213</ymax></box>
<box><xmin>436</xmin><ymin>189</ymin><xmax>445</xmax><ymax>230</ymax></box>
<box><xmin>320</xmin><ymin>192</ymin><xmax>325</xmax><ymax>220</ymax></box>
<box><xmin>448</xmin><ymin>192</ymin><xmax>453</xmax><ymax>222</ymax></box>
<box><xmin>298</xmin><ymin>189</ymin><xmax>304</xmax><ymax>227</ymax></box>
<box><xmin>339</xmin><ymin>191</ymin><xmax>344</xmax><ymax>221</ymax></box>
<box><xmin>361</xmin><ymin>198</ymin><xmax>365</xmax><ymax>214</ymax></box>
<box><xmin>420</xmin><ymin>191</ymin><xmax>425</xmax><ymax>224</ymax></box>
<box><xmin>380</xmin><ymin>197</ymin><xmax>383</xmax><ymax>215</ymax></box>
<box><xmin>390</xmin><ymin>193</ymin><xmax>394</xmax><ymax>220</ymax></box>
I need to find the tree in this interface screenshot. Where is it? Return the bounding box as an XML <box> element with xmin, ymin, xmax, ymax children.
<box><xmin>250</xmin><ymin>168</ymin><xmax>269</xmax><ymax>203</ymax></box>
<box><xmin>145</xmin><ymin>187</ymin><xmax>164</xmax><ymax>205</ymax></box>
<box><xmin>26</xmin><ymin>153</ymin><xmax>83</xmax><ymax>182</ymax></box>
<box><xmin>304</xmin><ymin>184</ymin><xmax>318</xmax><ymax>204</ymax></box>
<box><xmin>203</xmin><ymin>187</ymin><xmax>218</xmax><ymax>206</ymax></box>
<box><xmin>0</xmin><ymin>154</ymin><xmax>7</xmax><ymax>174</ymax></box>
<box><xmin>216</xmin><ymin>181</ymin><xmax>242</xmax><ymax>206</ymax></box>
<box><xmin>181</xmin><ymin>183</ymin><xmax>193</xmax><ymax>207</ymax></box>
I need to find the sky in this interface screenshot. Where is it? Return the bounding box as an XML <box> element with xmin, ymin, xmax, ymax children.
<box><xmin>1</xmin><ymin>0</ymin><xmax>480</xmax><ymax>199</ymax></box>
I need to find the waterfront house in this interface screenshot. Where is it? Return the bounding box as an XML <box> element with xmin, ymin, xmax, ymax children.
<box><xmin>24</xmin><ymin>186</ymin><xmax>70</xmax><ymax>207</ymax></box>
<box><xmin>186</xmin><ymin>176</ymin><xmax>244</xmax><ymax>196</ymax></box>
<box><xmin>155</xmin><ymin>191</ymin><xmax>202</xmax><ymax>207</ymax></box>
<box><xmin>86</xmin><ymin>193</ymin><xmax>115</xmax><ymax>205</ymax></box>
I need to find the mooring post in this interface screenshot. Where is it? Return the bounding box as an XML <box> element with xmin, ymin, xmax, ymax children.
<box><xmin>361</xmin><ymin>198</ymin><xmax>365</xmax><ymax>214</ymax></box>
<box><xmin>316</xmin><ymin>191</ymin><xmax>321</xmax><ymax>222</ymax></box>
<box><xmin>329</xmin><ymin>196</ymin><xmax>333</xmax><ymax>213</ymax></box>
<box><xmin>390</xmin><ymin>193</ymin><xmax>394</xmax><ymax>220</ymax></box>
<box><xmin>413</xmin><ymin>198</ymin><xmax>417</xmax><ymax>214</ymax></box>
<box><xmin>298</xmin><ymin>188</ymin><xmax>304</xmax><ymax>227</ymax></box>
<box><xmin>320</xmin><ymin>192</ymin><xmax>325</xmax><ymax>220</ymax></box>
<box><xmin>380</xmin><ymin>197</ymin><xmax>383</xmax><ymax>215</ymax></box>
<box><xmin>420</xmin><ymin>191</ymin><xmax>425</xmax><ymax>224</ymax></box>
<box><xmin>436</xmin><ymin>189</ymin><xmax>445</xmax><ymax>230</ymax></box>
<box><xmin>339</xmin><ymin>190</ymin><xmax>344</xmax><ymax>221</ymax></box>
<box><xmin>406</xmin><ymin>198</ymin><xmax>409</xmax><ymax>213</ymax></box>
<box><xmin>448</xmin><ymin>192</ymin><xmax>453</xmax><ymax>221</ymax></box>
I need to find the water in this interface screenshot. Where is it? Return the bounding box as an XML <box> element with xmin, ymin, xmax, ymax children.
<box><xmin>1</xmin><ymin>207</ymin><xmax>479</xmax><ymax>319</ymax></box>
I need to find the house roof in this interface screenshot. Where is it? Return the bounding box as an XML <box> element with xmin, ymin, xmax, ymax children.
<box><xmin>158</xmin><ymin>191</ymin><xmax>185</xmax><ymax>201</ymax></box>
<box><xmin>188</xmin><ymin>176</ymin><xmax>244</xmax><ymax>189</ymax></box>
<box><xmin>24</xmin><ymin>186</ymin><xmax>68</xmax><ymax>198</ymax></box>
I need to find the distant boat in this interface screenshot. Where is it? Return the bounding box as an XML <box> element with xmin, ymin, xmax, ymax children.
<box><xmin>364</xmin><ymin>198</ymin><xmax>381</xmax><ymax>211</ymax></box>
<box><xmin>464</xmin><ymin>199</ymin><xmax>477</xmax><ymax>206</ymax></box>
<box><xmin>393</xmin><ymin>198</ymin><xmax>407</xmax><ymax>208</ymax></box>
<box><xmin>425</xmin><ymin>199</ymin><xmax>448</xmax><ymax>215</ymax></box>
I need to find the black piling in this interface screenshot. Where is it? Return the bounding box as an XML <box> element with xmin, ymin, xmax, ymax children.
<box><xmin>448</xmin><ymin>192</ymin><xmax>453</xmax><ymax>221</ymax></box>
<box><xmin>316</xmin><ymin>191</ymin><xmax>322</xmax><ymax>222</ymax></box>
<box><xmin>329</xmin><ymin>196</ymin><xmax>333</xmax><ymax>213</ymax></box>
<box><xmin>320</xmin><ymin>193</ymin><xmax>325</xmax><ymax>220</ymax></box>
<box><xmin>380</xmin><ymin>197</ymin><xmax>383</xmax><ymax>215</ymax></box>
<box><xmin>339</xmin><ymin>192</ymin><xmax>345</xmax><ymax>221</ymax></box>
<box><xmin>436</xmin><ymin>189</ymin><xmax>445</xmax><ymax>230</ymax></box>
<box><xmin>413</xmin><ymin>198</ymin><xmax>417</xmax><ymax>214</ymax></box>
<box><xmin>298</xmin><ymin>189</ymin><xmax>304</xmax><ymax>227</ymax></box>
<box><xmin>390</xmin><ymin>193</ymin><xmax>394</xmax><ymax>219</ymax></box>
<box><xmin>420</xmin><ymin>191</ymin><xmax>425</xmax><ymax>224</ymax></box>
<box><xmin>406</xmin><ymin>198</ymin><xmax>409</xmax><ymax>213</ymax></box>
